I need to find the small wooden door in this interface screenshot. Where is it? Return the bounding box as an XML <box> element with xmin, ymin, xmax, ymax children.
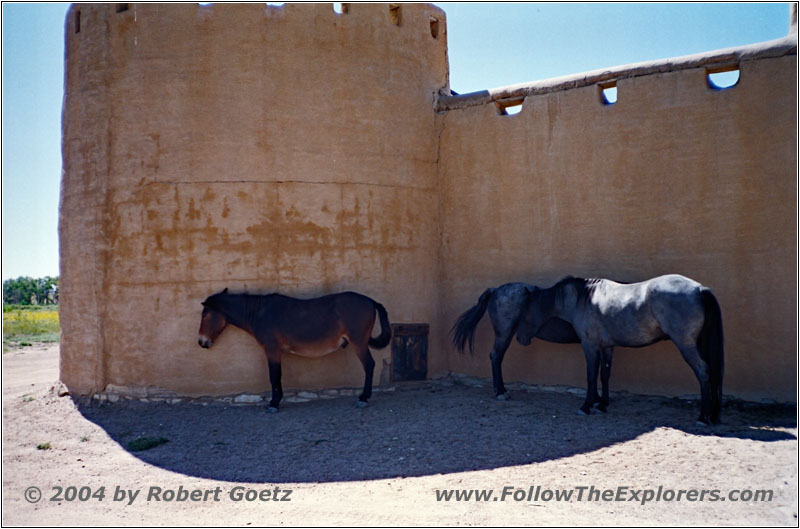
<box><xmin>390</xmin><ymin>323</ymin><xmax>428</xmax><ymax>381</ymax></box>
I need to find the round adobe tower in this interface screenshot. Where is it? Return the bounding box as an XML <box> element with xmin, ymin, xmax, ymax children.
<box><xmin>60</xmin><ymin>3</ymin><xmax>449</xmax><ymax>395</ymax></box>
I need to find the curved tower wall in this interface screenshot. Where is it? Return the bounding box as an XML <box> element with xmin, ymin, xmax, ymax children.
<box><xmin>60</xmin><ymin>3</ymin><xmax>448</xmax><ymax>395</ymax></box>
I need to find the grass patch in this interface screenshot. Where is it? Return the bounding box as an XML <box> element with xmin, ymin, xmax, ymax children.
<box><xmin>127</xmin><ymin>436</ymin><xmax>169</xmax><ymax>452</ymax></box>
<box><xmin>3</xmin><ymin>305</ymin><xmax>59</xmax><ymax>348</ymax></box>
<box><xmin>37</xmin><ymin>442</ymin><xmax>52</xmax><ymax>450</ymax></box>
<box><xmin>3</xmin><ymin>304</ymin><xmax>59</xmax><ymax>314</ymax></box>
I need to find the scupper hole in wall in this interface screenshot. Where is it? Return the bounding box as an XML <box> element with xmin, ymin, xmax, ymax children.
<box><xmin>707</xmin><ymin>67</ymin><xmax>740</xmax><ymax>90</ymax></box>
<box><xmin>601</xmin><ymin>84</ymin><xmax>617</xmax><ymax>105</ymax></box>
<box><xmin>495</xmin><ymin>99</ymin><xmax>524</xmax><ymax>116</ymax></box>
<box><xmin>430</xmin><ymin>17</ymin><xmax>440</xmax><ymax>39</ymax></box>
<box><xmin>75</xmin><ymin>10</ymin><xmax>81</xmax><ymax>33</ymax></box>
<box><xmin>116</xmin><ymin>4</ymin><xmax>129</xmax><ymax>13</ymax></box>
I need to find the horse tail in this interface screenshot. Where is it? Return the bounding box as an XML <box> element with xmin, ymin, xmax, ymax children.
<box><xmin>450</xmin><ymin>288</ymin><xmax>494</xmax><ymax>355</ymax></box>
<box><xmin>698</xmin><ymin>288</ymin><xmax>724</xmax><ymax>422</ymax></box>
<box><xmin>369</xmin><ymin>301</ymin><xmax>392</xmax><ymax>349</ymax></box>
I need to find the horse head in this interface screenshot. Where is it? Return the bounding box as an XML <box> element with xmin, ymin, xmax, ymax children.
<box><xmin>198</xmin><ymin>288</ymin><xmax>229</xmax><ymax>348</ymax></box>
<box><xmin>518</xmin><ymin>286</ymin><xmax>547</xmax><ymax>339</ymax></box>
<box><xmin>517</xmin><ymin>285</ymin><xmax>581</xmax><ymax>346</ymax></box>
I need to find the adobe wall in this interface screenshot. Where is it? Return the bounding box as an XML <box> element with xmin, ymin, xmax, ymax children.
<box><xmin>60</xmin><ymin>3</ymin><xmax>449</xmax><ymax>395</ymax></box>
<box><xmin>438</xmin><ymin>47</ymin><xmax>797</xmax><ymax>402</ymax></box>
<box><xmin>61</xmin><ymin>3</ymin><xmax>797</xmax><ymax>402</ymax></box>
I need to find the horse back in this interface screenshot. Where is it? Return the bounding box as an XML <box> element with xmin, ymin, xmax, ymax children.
<box><xmin>645</xmin><ymin>275</ymin><xmax>706</xmax><ymax>343</ymax></box>
<box><xmin>584</xmin><ymin>275</ymin><xmax>703</xmax><ymax>346</ymax></box>
<box><xmin>254</xmin><ymin>292</ymin><xmax>378</xmax><ymax>355</ymax></box>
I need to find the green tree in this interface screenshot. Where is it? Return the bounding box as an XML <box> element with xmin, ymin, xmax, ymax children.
<box><xmin>2</xmin><ymin>276</ymin><xmax>59</xmax><ymax>305</ymax></box>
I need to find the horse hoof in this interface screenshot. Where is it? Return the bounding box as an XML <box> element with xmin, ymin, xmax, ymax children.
<box><xmin>576</xmin><ymin>408</ymin><xmax>590</xmax><ymax>416</ymax></box>
<box><xmin>496</xmin><ymin>393</ymin><xmax>510</xmax><ymax>401</ymax></box>
<box><xmin>355</xmin><ymin>400</ymin><xmax>368</xmax><ymax>409</ymax></box>
<box><xmin>266</xmin><ymin>406</ymin><xmax>279</xmax><ymax>414</ymax></box>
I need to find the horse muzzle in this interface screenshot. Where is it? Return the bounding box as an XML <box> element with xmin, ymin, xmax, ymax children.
<box><xmin>198</xmin><ymin>336</ymin><xmax>212</xmax><ymax>348</ymax></box>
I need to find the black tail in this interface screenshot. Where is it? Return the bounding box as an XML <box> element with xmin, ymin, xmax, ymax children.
<box><xmin>369</xmin><ymin>302</ymin><xmax>391</xmax><ymax>348</ymax></box>
<box><xmin>698</xmin><ymin>288</ymin><xmax>724</xmax><ymax>423</ymax></box>
<box><xmin>450</xmin><ymin>288</ymin><xmax>494</xmax><ymax>355</ymax></box>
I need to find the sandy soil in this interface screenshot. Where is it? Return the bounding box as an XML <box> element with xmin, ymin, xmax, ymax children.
<box><xmin>2</xmin><ymin>343</ymin><xmax>797</xmax><ymax>526</ymax></box>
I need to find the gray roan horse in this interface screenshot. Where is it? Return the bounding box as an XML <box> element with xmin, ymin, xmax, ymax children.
<box><xmin>452</xmin><ymin>275</ymin><xmax>724</xmax><ymax>425</ymax></box>
<box><xmin>198</xmin><ymin>289</ymin><xmax>391</xmax><ymax>412</ymax></box>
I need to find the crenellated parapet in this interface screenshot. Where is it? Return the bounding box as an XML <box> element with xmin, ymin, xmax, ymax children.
<box><xmin>437</xmin><ymin>36</ymin><xmax>796</xmax><ymax>112</ymax></box>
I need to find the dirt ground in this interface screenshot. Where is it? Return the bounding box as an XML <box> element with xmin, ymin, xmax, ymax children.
<box><xmin>2</xmin><ymin>343</ymin><xmax>797</xmax><ymax>526</ymax></box>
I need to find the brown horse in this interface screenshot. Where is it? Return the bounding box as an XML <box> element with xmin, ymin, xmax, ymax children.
<box><xmin>198</xmin><ymin>288</ymin><xmax>391</xmax><ymax>412</ymax></box>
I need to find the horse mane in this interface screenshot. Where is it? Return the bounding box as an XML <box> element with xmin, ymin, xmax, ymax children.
<box><xmin>202</xmin><ymin>289</ymin><xmax>277</xmax><ymax>320</ymax></box>
<box><xmin>552</xmin><ymin>276</ymin><xmax>600</xmax><ymax>307</ymax></box>
<box><xmin>201</xmin><ymin>290</ymin><xmax>229</xmax><ymax>312</ymax></box>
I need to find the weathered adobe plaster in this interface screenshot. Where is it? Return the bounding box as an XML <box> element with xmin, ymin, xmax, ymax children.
<box><xmin>61</xmin><ymin>3</ymin><xmax>797</xmax><ymax>402</ymax></box>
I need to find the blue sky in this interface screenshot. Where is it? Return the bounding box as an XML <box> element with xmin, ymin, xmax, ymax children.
<box><xmin>1</xmin><ymin>2</ymin><xmax>791</xmax><ymax>281</ymax></box>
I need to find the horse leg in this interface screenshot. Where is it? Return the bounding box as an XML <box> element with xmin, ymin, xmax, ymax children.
<box><xmin>355</xmin><ymin>345</ymin><xmax>375</xmax><ymax>407</ymax></box>
<box><xmin>675</xmin><ymin>343</ymin><xmax>713</xmax><ymax>425</ymax></box>
<box><xmin>578</xmin><ymin>344</ymin><xmax>601</xmax><ymax>415</ymax></box>
<box><xmin>490</xmin><ymin>335</ymin><xmax>513</xmax><ymax>400</ymax></box>
<box><xmin>266</xmin><ymin>357</ymin><xmax>283</xmax><ymax>413</ymax></box>
<box><xmin>596</xmin><ymin>347</ymin><xmax>614</xmax><ymax>412</ymax></box>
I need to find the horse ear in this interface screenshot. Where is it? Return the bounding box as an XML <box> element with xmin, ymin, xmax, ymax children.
<box><xmin>222</xmin><ymin>288</ymin><xmax>228</xmax><ymax>294</ymax></box>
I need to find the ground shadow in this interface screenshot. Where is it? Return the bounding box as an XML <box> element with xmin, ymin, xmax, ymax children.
<box><xmin>75</xmin><ymin>381</ymin><xmax>796</xmax><ymax>484</ymax></box>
